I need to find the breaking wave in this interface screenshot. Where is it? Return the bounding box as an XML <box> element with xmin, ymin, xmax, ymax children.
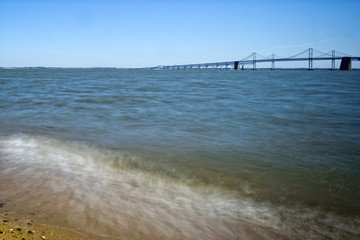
<box><xmin>0</xmin><ymin>134</ymin><xmax>359</xmax><ymax>239</ymax></box>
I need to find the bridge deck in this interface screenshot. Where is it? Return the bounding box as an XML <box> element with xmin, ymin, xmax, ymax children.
<box><xmin>153</xmin><ymin>49</ymin><xmax>359</xmax><ymax>70</ymax></box>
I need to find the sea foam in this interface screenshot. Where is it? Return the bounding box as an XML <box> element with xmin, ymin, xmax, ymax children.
<box><xmin>0</xmin><ymin>134</ymin><xmax>282</xmax><ymax>239</ymax></box>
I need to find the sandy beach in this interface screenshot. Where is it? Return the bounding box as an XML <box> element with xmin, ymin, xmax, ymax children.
<box><xmin>0</xmin><ymin>202</ymin><xmax>92</xmax><ymax>240</ymax></box>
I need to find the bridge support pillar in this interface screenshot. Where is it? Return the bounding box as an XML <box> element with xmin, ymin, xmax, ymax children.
<box><xmin>234</xmin><ymin>61</ymin><xmax>240</xmax><ymax>70</ymax></box>
<box><xmin>252</xmin><ymin>52</ymin><xmax>257</xmax><ymax>70</ymax></box>
<box><xmin>331</xmin><ymin>50</ymin><xmax>335</xmax><ymax>70</ymax></box>
<box><xmin>340</xmin><ymin>57</ymin><xmax>352</xmax><ymax>70</ymax></box>
<box><xmin>308</xmin><ymin>48</ymin><xmax>314</xmax><ymax>70</ymax></box>
<box><xmin>271</xmin><ymin>54</ymin><xmax>275</xmax><ymax>70</ymax></box>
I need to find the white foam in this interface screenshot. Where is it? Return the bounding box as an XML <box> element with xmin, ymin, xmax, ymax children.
<box><xmin>2</xmin><ymin>134</ymin><xmax>357</xmax><ymax>239</ymax></box>
<box><xmin>0</xmin><ymin>134</ymin><xmax>284</xmax><ymax>238</ymax></box>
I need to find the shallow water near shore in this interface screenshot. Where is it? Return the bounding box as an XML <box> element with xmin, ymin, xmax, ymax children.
<box><xmin>1</xmin><ymin>69</ymin><xmax>360</xmax><ymax>239</ymax></box>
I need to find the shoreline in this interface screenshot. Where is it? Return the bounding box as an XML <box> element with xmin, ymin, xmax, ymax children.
<box><xmin>0</xmin><ymin>202</ymin><xmax>93</xmax><ymax>240</ymax></box>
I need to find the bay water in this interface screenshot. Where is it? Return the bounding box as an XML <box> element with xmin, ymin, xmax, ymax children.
<box><xmin>0</xmin><ymin>68</ymin><xmax>359</xmax><ymax>239</ymax></box>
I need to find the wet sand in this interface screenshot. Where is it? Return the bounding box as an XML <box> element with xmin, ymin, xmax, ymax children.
<box><xmin>0</xmin><ymin>202</ymin><xmax>93</xmax><ymax>240</ymax></box>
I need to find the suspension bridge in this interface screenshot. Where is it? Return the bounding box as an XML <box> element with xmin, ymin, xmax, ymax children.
<box><xmin>152</xmin><ymin>48</ymin><xmax>359</xmax><ymax>70</ymax></box>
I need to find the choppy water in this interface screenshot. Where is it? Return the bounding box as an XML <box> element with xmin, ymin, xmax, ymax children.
<box><xmin>0</xmin><ymin>68</ymin><xmax>359</xmax><ymax>239</ymax></box>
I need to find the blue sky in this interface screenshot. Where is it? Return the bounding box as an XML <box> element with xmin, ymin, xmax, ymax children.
<box><xmin>1</xmin><ymin>0</ymin><xmax>359</xmax><ymax>68</ymax></box>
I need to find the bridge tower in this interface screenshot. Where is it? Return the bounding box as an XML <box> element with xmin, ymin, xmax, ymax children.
<box><xmin>271</xmin><ymin>54</ymin><xmax>275</xmax><ymax>70</ymax></box>
<box><xmin>331</xmin><ymin>50</ymin><xmax>336</xmax><ymax>70</ymax></box>
<box><xmin>308</xmin><ymin>48</ymin><xmax>314</xmax><ymax>70</ymax></box>
<box><xmin>252</xmin><ymin>52</ymin><xmax>256</xmax><ymax>70</ymax></box>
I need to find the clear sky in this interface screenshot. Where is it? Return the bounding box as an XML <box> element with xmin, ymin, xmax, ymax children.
<box><xmin>1</xmin><ymin>0</ymin><xmax>359</xmax><ymax>68</ymax></box>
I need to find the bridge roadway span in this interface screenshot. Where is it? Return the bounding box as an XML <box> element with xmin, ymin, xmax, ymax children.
<box><xmin>152</xmin><ymin>48</ymin><xmax>359</xmax><ymax>70</ymax></box>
